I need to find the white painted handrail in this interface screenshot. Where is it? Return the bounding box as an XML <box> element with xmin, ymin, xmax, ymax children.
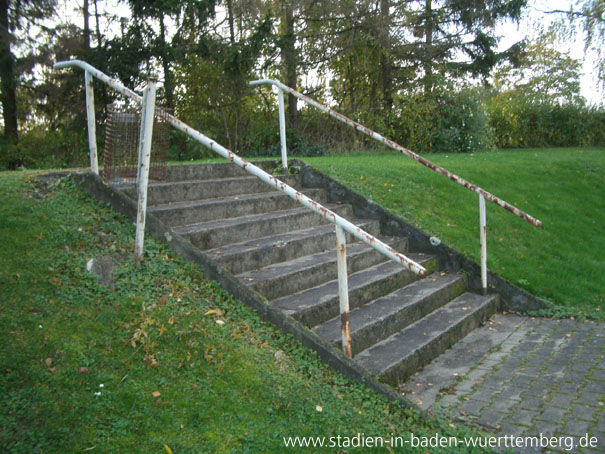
<box><xmin>54</xmin><ymin>60</ymin><xmax>428</xmax><ymax>358</ymax></box>
<box><xmin>250</xmin><ymin>79</ymin><xmax>543</xmax><ymax>294</ymax></box>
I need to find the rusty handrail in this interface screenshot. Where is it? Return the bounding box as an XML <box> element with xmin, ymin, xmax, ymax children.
<box><xmin>53</xmin><ymin>60</ymin><xmax>427</xmax><ymax>278</ymax></box>
<box><xmin>250</xmin><ymin>79</ymin><xmax>542</xmax><ymax>228</ymax></box>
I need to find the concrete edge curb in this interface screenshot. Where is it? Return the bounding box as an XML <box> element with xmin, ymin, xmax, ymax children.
<box><xmin>295</xmin><ymin>159</ymin><xmax>547</xmax><ymax>313</ymax></box>
<box><xmin>70</xmin><ymin>171</ymin><xmax>426</xmax><ymax>415</ymax></box>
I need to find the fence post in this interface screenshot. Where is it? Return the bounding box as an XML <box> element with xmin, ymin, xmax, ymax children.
<box><xmin>134</xmin><ymin>79</ymin><xmax>157</xmax><ymax>264</ymax></box>
<box><xmin>479</xmin><ymin>194</ymin><xmax>487</xmax><ymax>295</ymax></box>
<box><xmin>84</xmin><ymin>70</ymin><xmax>99</xmax><ymax>175</ymax></box>
<box><xmin>277</xmin><ymin>87</ymin><xmax>288</xmax><ymax>172</ymax></box>
<box><xmin>336</xmin><ymin>225</ymin><xmax>352</xmax><ymax>358</ymax></box>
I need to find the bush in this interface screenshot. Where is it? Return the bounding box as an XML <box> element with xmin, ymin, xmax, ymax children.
<box><xmin>487</xmin><ymin>93</ymin><xmax>605</xmax><ymax>148</ymax></box>
<box><xmin>0</xmin><ymin>126</ymin><xmax>91</xmax><ymax>171</ymax></box>
<box><xmin>390</xmin><ymin>85</ymin><xmax>495</xmax><ymax>153</ymax></box>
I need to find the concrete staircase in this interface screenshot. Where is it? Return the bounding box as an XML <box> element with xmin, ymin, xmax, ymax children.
<box><xmin>124</xmin><ymin>162</ymin><xmax>499</xmax><ymax>386</ymax></box>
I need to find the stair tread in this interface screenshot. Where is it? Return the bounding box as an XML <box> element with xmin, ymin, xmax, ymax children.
<box><xmin>147</xmin><ymin>175</ymin><xmax>270</xmax><ymax>188</ymax></box>
<box><xmin>354</xmin><ymin>292</ymin><xmax>499</xmax><ymax>377</ymax></box>
<box><xmin>205</xmin><ymin>220</ymin><xmax>376</xmax><ymax>262</ymax></box>
<box><xmin>273</xmin><ymin>253</ymin><xmax>434</xmax><ymax>313</ymax></box>
<box><xmin>172</xmin><ymin>204</ymin><xmax>347</xmax><ymax>237</ymax></box>
<box><xmin>314</xmin><ymin>272</ymin><xmax>466</xmax><ymax>343</ymax></box>
<box><xmin>237</xmin><ymin>236</ymin><xmax>401</xmax><ymax>285</ymax></box>
<box><xmin>148</xmin><ymin>188</ymin><xmax>322</xmax><ymax>211</ymax></box>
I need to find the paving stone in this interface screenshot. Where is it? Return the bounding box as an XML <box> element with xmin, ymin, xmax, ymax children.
<box><xmin>570</xmin><ymin>403</ymin><xmax>598</xmax><ymax>422</ymax></box>
<box><xmin>458</xmin><ymin>398</ymin><xmax>489</xmax><ymax>416</ymax></box>
<box><xmin>582</xmin><ymin>380</ymin><xmax>605</xmax><ymax>394</ymax></box>
<box><xmin>511</xmin><ymin>373</ymin><xmax>536</xmax><ymax>389</ymax></box>
<box><xmin>532</xmin><ymin>420</ymin><xmax>559</xmax><ymax>437</ymax></box>
<box><xmin>488</xmin><ymin>396</ymin><xmax>519</xmax><ymax>414</ymax></box>
<box><xmin>562</xmin><ymin>419</ymin><xmax>592</xmax><ymax>437</ymax></box>
<box><xmin>535</xmin><ymin>406</ymin><xmax>568</xmax><ymax>423</ymax></box>
<box><xmin>470</xmin><ymin>385</ymin><xmax>498</xmax><ymax>403</ymax></box>
<box><xmin>557</xmin><ymin>381</ymin><xmax>583</xmax><ymax>394</ymax></box>
<box><xmin>518</xmin><ymin>393</ymin><xmax>550</xmax><ymax>411</ymax></box>
<box><xmin>411</xmin><ymin>315</ymin><xmax>605</xmax><ymax>447</ymax></box>
<box><xmin>576</xmin><ymin>391</ymin><xmax>603</xmax><ymax>407</ymax></box>
<box><xmin>549</xmin><ymin>392</ymin><xmax>577</xmax><ymax>409</ymax></box>
<box><xmin>508</xmin><ymin>408</ymin><xmax>540</xmax><ymax>427</ymax></box>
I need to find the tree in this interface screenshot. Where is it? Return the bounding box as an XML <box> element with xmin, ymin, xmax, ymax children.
<box><xmin>491</xmin><ymin>29</ymin><xmax>584</xmax><ymax>104</ymax></box>
<box><xmin>0</xmin><ymin>0</ymin><xmax>55</xmax><ymax>144</ymax></box>
<box><xmin>405</xmin><ymin>0</ymin><xmax>527</xmax><ymax>93</ymax></box>
<box><xmin>109</xmin><ymin>0</ymin><xmax>217</xmax><ymax>109</ymax></box>
<box><xmin>543</xmin><ymin>0</ymin><xmax>604</xmax><ymax>91</ymax></box>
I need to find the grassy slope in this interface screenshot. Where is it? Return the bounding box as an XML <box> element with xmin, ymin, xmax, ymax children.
<box><xmin>0</xmin><ymin>172</ymin><xmax>489</xmax><ymax>453</ymax></box>
<box><xmin>306</xmin><ymin>147</ymin><xmax>604</xmax><ymax>319</ymax></box>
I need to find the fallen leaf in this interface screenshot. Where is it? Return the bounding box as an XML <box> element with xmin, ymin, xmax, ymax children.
<box><xmin>79</xmin><ymin>367</ymin><xmax>89</xmax><ymax>374</ymax></box>
<box><xmin>49</xmin><ymin>367</ymin><xmax>56</xmax><ymax>373</ymax></box>
<box><xmin>216</xmin><ymin>320</ymin><xmax>225</xmax><ymax>325</ymax></box>
<box><xmin>45</xmin><ymin>358</ymin><xmax>53</xmax><ymax>367</ymax></box>
<box><xmin>164</xmin><ymin>445</ymin><xmax>173</xmax><ymax>454</ymax></box>
<box><xmin>152</xmin><ymin>391</ymin><xmax>161</xmax><ymax>398</ymax></box>
<box><xmin>315</xmin><ymin>405</ymin><xmax>323</xmax><ymax>412</ymax></box>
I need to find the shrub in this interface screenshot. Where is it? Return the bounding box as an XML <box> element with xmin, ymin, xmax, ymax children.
<box><xmin>487</xmin><ymin>92</ymin><xmax>605</xmax><ymax>148</ymax></box>
<box><xmin>391</xmin><ymin>85</ymin><xmax>495</xmax><ymax>153</ymax></box>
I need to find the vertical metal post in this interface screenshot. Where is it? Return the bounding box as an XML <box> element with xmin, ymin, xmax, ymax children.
<box><xmin>479</xmin><ymin>194</ymin><xmax>487</xmax><ymax>295</ymax></box>
<box><xmin>134</xmin><ymin>79</ymin><xmax>157</xmax><ymax>264</ymax></box>
<box><xmin>277</xmin><ymin>87</ymin><xmax>288</xmax><ymax>172</ymax></box>
<box><xmin>84</xmin><ymin>70</ymin><xmax>99</xmax><ymax>175</ymax></box>
<box><xmin>336</xmin><ymin>225</ymin><xmax>352</xmax><ymax>359</ymax></box>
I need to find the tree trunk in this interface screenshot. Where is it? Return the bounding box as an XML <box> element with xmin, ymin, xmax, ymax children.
<box><xmin>379</xmin><ymin>0</ymin><xmax>393</xmax><ymax>112</ymax></box>
<box><xmin>159</xmin><ymin>14</ymin><xmax>174</xmax><ymax>110</ymax></box>
<box><xmin>423</xmin><ymin>0</ymin><xmax>433</xmax><ymax>94</ymax></box>
<box><xmin>0</xmin><ymin>0</ymin><xmax>18</xmax><ymax>142</ymax></box>
<box><xmin>226</xmin><ymin>0</ymin><xmax>241</xmax><ymax>150</ymax></box>
<box><xmin>281</xmin><ymin>0</ymin><xmax>297</xmax><ymax>129</ymax></box>
<box><xmin>83</xmin><ymin>0</ymin><xmax>91</xmax><ymax>51</ymax></box>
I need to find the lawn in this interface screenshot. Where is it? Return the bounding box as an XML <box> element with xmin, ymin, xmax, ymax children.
<box><xmin>306</xmin><ymin>147</ymin><xmax>604</xmax><ymax>320</ymax></box>
<box><xmin>0</xmin><ymin>172</ymin><xmax>488</xmax><ymax>452</ymax></box>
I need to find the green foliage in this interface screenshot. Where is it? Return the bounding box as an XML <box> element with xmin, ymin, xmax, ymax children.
<box><xmin>391</xmin><ymin>84</ymin><xmax>495</xmax><ymax>153</ymax></box>
<box><xmin>0</xmin><ymin>172</ymin><xmax>491</xmax><ymax>452</ymax></box>
<box><xmin>0</xmin><ymin>126</ymin><xmax>90</xmax><ymax>171</ymax></box>
<box><xmin>488</xmin><ymin>96</ymin><xmax>605</xmax><ymax>148</ymax></box>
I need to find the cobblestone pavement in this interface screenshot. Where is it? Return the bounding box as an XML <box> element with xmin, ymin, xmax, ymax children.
<box><xmin>401</xmin><ymin>314</ymin><xmax>605</xmax><ymax>453</ymax></box>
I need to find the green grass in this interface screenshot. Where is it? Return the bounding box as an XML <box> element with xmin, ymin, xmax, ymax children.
<box><xmin>306</xmin><ymin>147</ymin><xmax>605</xmax><ymax>320</ymax></box>
<box><xmin>0</xmin><ymin>172</ymin><xmax>490</xmax><ymax>452</ymax></box>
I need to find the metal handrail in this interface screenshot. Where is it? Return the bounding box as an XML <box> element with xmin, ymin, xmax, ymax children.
<box><xmin>249</xmin><ymin>79</ymin><xmax>542</xmax><ymax>228</ymax></box>
<box><xmin>54</xmin><ymin>59</ymin><xmax>427</xmax><ymax>358</ymax></box>
<box><xmin>250</xmin><ymin>79</ymin><xmax>542</xmax><ymax>296</ymax></box>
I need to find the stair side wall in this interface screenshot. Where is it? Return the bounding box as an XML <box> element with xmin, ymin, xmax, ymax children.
<box><xmin>296</xmin><ymin>160</ymin><xmax>546</xmax><ymax>312</ymax></box>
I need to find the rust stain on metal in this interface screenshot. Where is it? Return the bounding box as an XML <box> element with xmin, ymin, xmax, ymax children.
<box><xmin>252</xmin><ymin>79</ymin><xmax>542</xmax><ymax>228</ymax></box>
<box><xmin>340</xmin><ymin>311</ymin><xmax>352</xmax><ymax>359</ymax></box>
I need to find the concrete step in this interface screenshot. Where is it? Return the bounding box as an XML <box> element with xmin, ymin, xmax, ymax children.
<box><xmin>206</xmin><ymin>219</ymin><xmax>381</xmax><ymax>275</ymax></box>
<box><xmin>148</xmin><ymin>188</ymin><xmax>326</xmax><ymax>227</ymax></box>
<box><xmin>355</xmin><ymin>292</ymin><xmax>500</xmax><ymax>385</ymax></box>
<box><xmin>240</xmin><ymin>237</ymin><xmax>408</xmax><ymax>301</ymax></box>
<box><xmin>314</xmin><ymin>272</ymin><xmax>468</xmax><ymax>356</ymax></box>
<box><xmin>164</xmin><ymin>161</ymin><xmax>276</xmax><ymax>182</ymax></box>
<box><xmin>273</xmin><ymin>254</ymin><xmax>437</xmax><ymax>328</ymax></box>
<box><xmin>124</xmin><ymin>174</ymin><xmax>302</xmax><ymax>205</ymax></box>
<box><xmin>173</xmin><ymin>204</ymin><xmax>354</xmax><ymax>251</ymax></box>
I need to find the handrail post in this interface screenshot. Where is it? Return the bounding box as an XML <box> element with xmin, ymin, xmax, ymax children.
<box><xmin>84</xmin><ymin>70</ymin><xmax>99</xmax><ymax>175</ymax></box>
<box><xmin>277</xmin><ymin>87</ymin><xmax>288</xmax><ymax>172</ymax></box>
<box><xmin>479</xmin><ymin>194</ymin><xmax>487</xmax><ymax>295</ymax></box>
<box><xmin>336</xmin><ymin>225</ymin><xmax>352</xmax><ymax>359</ymax></box>
<box><xmin>134</xmin><ymin>79</ymin><xmax>157</xmax><ymax>265</ymax></box>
